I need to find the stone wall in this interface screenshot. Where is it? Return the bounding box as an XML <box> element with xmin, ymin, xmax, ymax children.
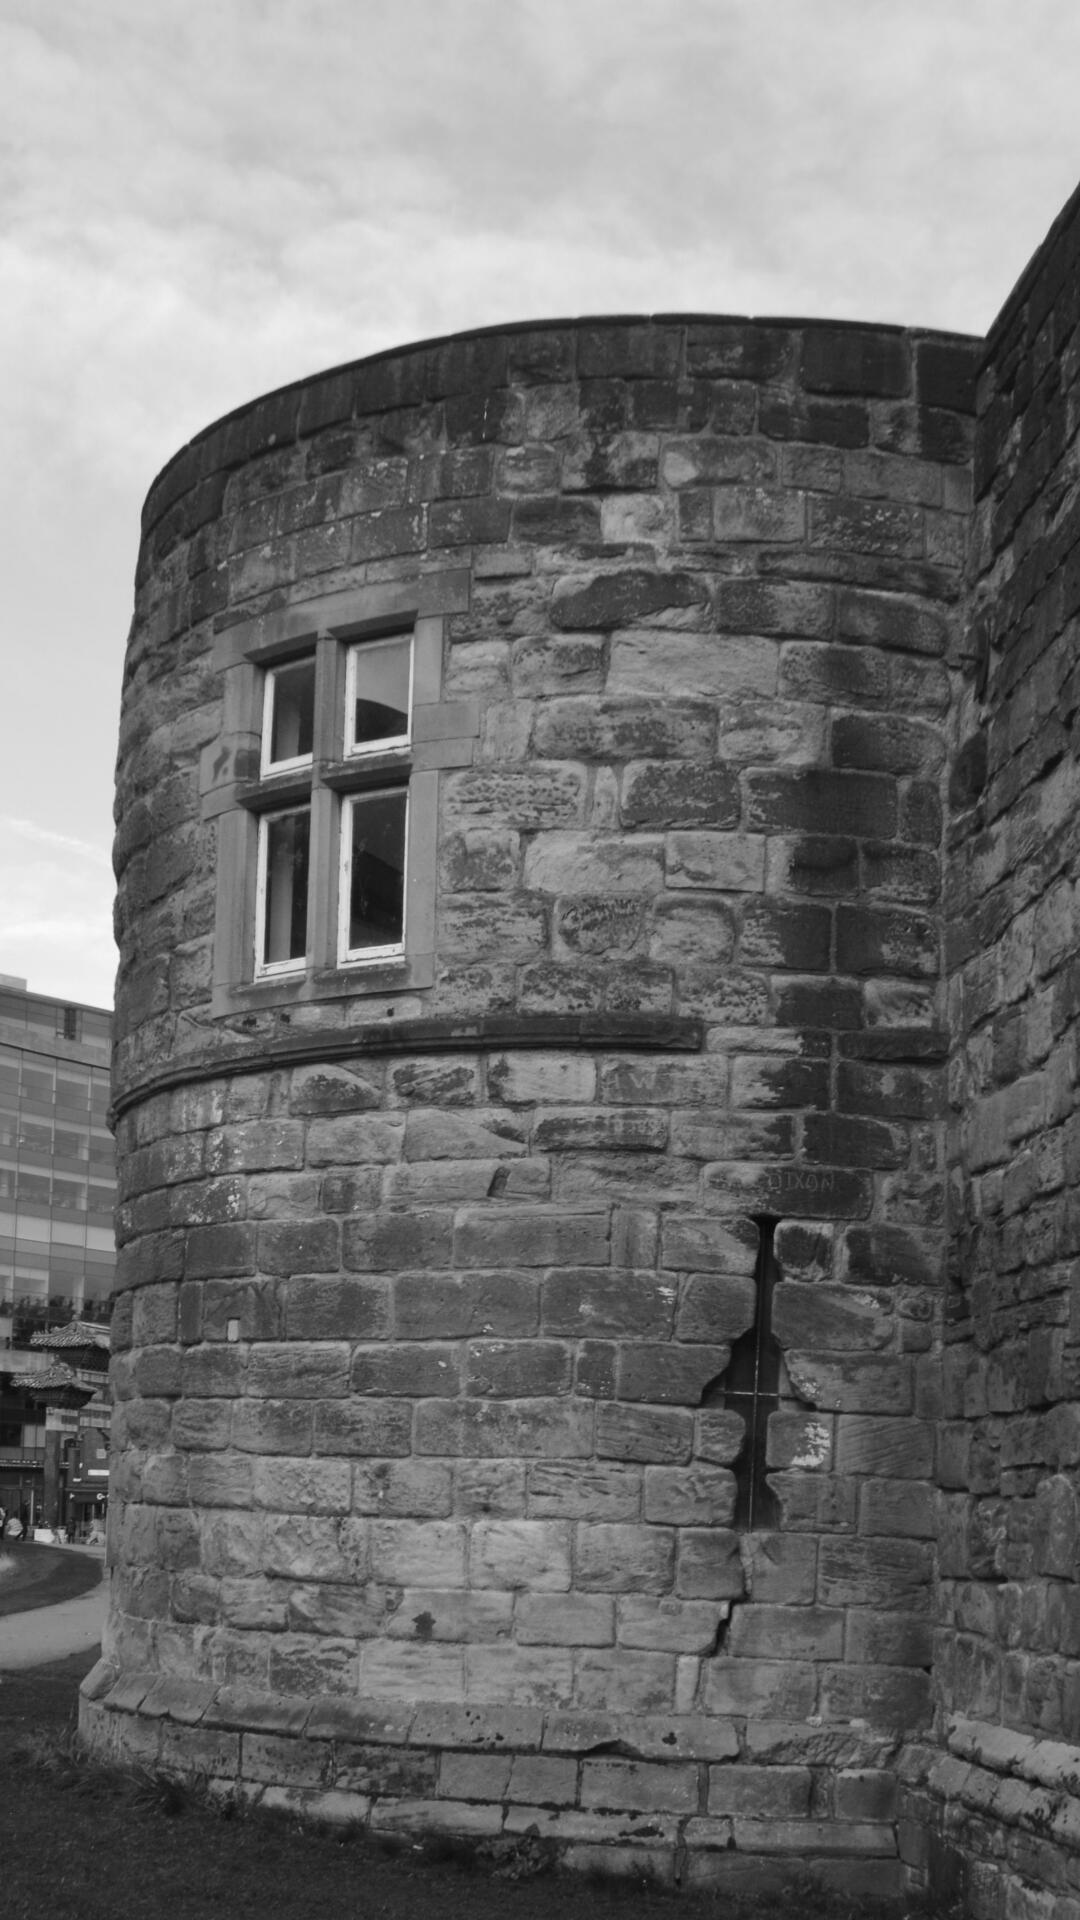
<box><xmin>85</xmin><ymin>311</ymin><xmax>982</xmax><ymax>1896</ymax></box>
<box><xmin>900</xmin><ymin>183</ymin><xmax>1080</xmax><ymax>1915</ymax></box>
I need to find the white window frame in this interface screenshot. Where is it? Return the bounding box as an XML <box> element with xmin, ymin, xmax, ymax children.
<box><xmin>254</xmin><ymin>803</ymin><xmax>311</xmax><ymax>979</ymax></box>
<box><xmin>260</xmin><ymin>655</ymin><xmax>317</xmax><ymax>777</ymax></box>
<box><xmin>344</xmin><ymin>633</ymin><xmax>413</xmax><ymax>759</ymax></box>
<box><xmin>337</xmin><ymin>785</ymin><xmax>410</xmax><ymax>966</ymax></box>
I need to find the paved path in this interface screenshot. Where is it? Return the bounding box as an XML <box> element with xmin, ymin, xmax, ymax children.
<box><xmin>0</xmin><ymin>1549</ymin><xmax>107</xmax><ymax>1672</ymax></box>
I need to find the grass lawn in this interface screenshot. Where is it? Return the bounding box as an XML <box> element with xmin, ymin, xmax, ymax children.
<box><xmin>0</xmin><ymin>1649</ymin><xmax>950</xmax><ymax>1920</ymax></box>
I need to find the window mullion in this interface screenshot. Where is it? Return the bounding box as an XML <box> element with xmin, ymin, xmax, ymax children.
<box><xmin>308</xmin><ymin>785</ymin><xmax>338</xmax><ymax>972</ymax></box>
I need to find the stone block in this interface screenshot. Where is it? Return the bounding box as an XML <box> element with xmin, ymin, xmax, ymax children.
<box><xmin>551</xmin><ymin>569</ymin><xmax>706</xmax><ymax>630</ymax></box>
<box><xmin>284</xmin><ymin>1582</ymin><xmax>384</xmax><ymax>1638</ymax></box>
<box><xmin>741</xmin><ymin>1534</ymin><xmax>818</xmax><ymax>1605</ymax></box>
<box><xmin>818</xmin><ymin>1537</ymin><xmax>932</xmax><ymax>1610</ymax></box>
<box><xmin>527</xmin><ymin>1461</ymin><xmax>641</xmax><ymax>1521</ymax></box>
<box><xmin>802</xmin><ymin>327</ymin><xmax>909</xmax><ymax>397</ymax></box>
<box><xmin>617</xmin><ymin>1596</ymin><xmax>724</xmax><ymax>1654</ymax></box>
<box><xmin>836</xmin><ymin>906</ymin><xmax>939</xmax><ymax>980</ymax></box>
<box><xmin>312</xmin><ymin>1399</ymin><xmax>412</xmax><ymax>1457</ymax></box>
<box><xmin>648</xmin><ymin>896</ymin><xmax>737</xmax><ymax>966</ymax></box>
<box><xmin>772</xmin><ymin>1282</ymin><xmax>893</xmax><ymax>1351</ymax></box>
<box><xmin>386</xmin><ymin>1589</ymin><xmax>514</xmax><ymax>1643</ymax></box>
<box><xmin>184</xmin><ymin>1225</ymin><xmax>255</xmax><ymax>1281</ymax></box>
<box><xmin>246</xmin><ymin>1344</ymin><xmax>350</xmax><ymax>1399</ymax></box>
<box><xmin>575</xmin><ymin>1523</ymin><xmax>674</xmax><ymax>1594</ymax></box>
<box><xmin>555</xmin><ymin>895</ymin><xmax>646</xmax><ymax>957</ymax></box>
<box><xmin>470</xmin><ymin>1518</ymin><xmax>571</xmax><ymax>1589</ymax></box>
<box><xmin>785</xmin><ymin>1353</ymin><xmax>913</xmax><ymax>1413</ymax></box>
<box><xmin>858</xmin><ymin>1478</ymin><xmax>936</xmax><ymax>1538</ymax></box>
<box><xmin>542</xmin><ymin>1268</ymin><xmax>675</xmax><ymax>1339</ymax></box>
<box><xmin>675</xmin><ymin>1530</ymin><xmax>746</xmax><ymax>1600</ymax></box>
<box><xmin>575</xmin><ymin>1651</ymin><xmax>678</xmax><ymax>1714</ymax></box>
<box><xmin>841</xmin><ymin>1226</ymin><xmax>941</xmax><ymax>1288</ymax></box>
<box><xmin>801</xmin><ymin>1113</ymin><xmax>908</xmax><ymax>1170</ymax></box>
<box><xmin>232</xmin><ymin>1399</ymin><xmax>314</xmax><ymax>1456</ymax></box>
<box><xmin>414</xmin><ymin>1398</ymin><xmax>593</xmax><ymax>1458</ymax></box>
<box><xmin>465</xmin><ymin>1339</ymin><xmax>568</xmax><ymax>1397</ymax></box>
<box><xmin>728</xmin><ymin>1603</ymin><xmax>844</xmax><ymax>1661</ymax></box>
<box><xmin>834</xmin><ymin>1768</ymin><xmax>899</xmax><ymax>1821</ymax></box>
<box><xmin>453</xmin><ymin>1207</ymin><xmax>608</xmax><ymax>1267</ymax></box>
<box><xmin>305</xmin><ymin>1115</ymin><xmax>404</xmax><ymax>1167</ymax></box>
<box><xmin>703</xmin><ymin>1660</ymin><xmax>817</xmax><ymax>1719</ymax></box>
<box><xmin>359</xmin><ymin>1643</ymin><xmax>464</xmax><ymax>1703</ymax></box>
<box><xmin>579</xmin><ymin>1756</ymin><xmax>697</xmax><ymax>1812</ymax></box>
<box><xmin>769</xmin><ymin>1473</ymin><xmax>857</xmax><ymax>1532</ymax></box>
<box><xmin>394</xmin><ymin>1271</ymin><xmax>538</xmax><ymax>1339</ymax></box>
<box><xmin>343</xmin><ymin>1211</ymin><xmax>455</xmax><ymax>1270</ymax></box>
<box><xmin>172</xmin><ymin>1398</ymin><xmax>233</xmax><ymax>1452</ymax></box>
<box><xmin>694</xmin><ymin>1410</ymin><xmax>747</xmax><ymax>1465</ymax></box>
<box><xmin>665</xmin><ymin>831</ymin><xmax>766</xmax><ymax>891</ymax></box>
<box><xmin>819</xmin><ymin>1665</ymin><xmax>932</xmax><ymax>1732</ymax></box>
<box><xmin>505</xmin><ymin>1754</ymin><xmax>579</xmax><ymax>1804</ymax></box>
<box><xmin>186</xmin><ymin>1453</ymin><xmax>255</xmax><ymax>1509</ymax></box>
<box><xmin>252</xmin><ymin>1456</ymin><xmax>352</xmax><ymax>1513</ymax></box>
<box><xmin>622</xmin><ymin>761</ymin><xmax>740</xmax><ymax>831</ymax></box>
<box><xmin>288</xmin><ymin>1064</ymin><xmax>383</xmax><ymax>1114</ymax></box>
<box><xmin>707</xmin><ymin>1764</ymin><xmax>811</xmax><ymax>1816</ymax></box>
<box><xmin>205</xmin><ymin>1121</ymin><xmax>305</xmax><ymax>1174</ymax></box>
<box><xmin>766</xmin><ymin>1411</ymin><xmax>834</xmax><ymax>1472</ymax></box>
<box><xmin>523</xmin><ymin>828</ymin><xmax>664</xmax><ymax>894</ymax></box>
<box><xmin>595</xmin><ymin>1403</ymin><xmax>693</xmax><ymax>1464</ymax></box>
<box><xmin>702</xmin><ymin>1164</ymin><xmax>872</xmax><ymax>1218</ymax></box>
<box><xmin>617</xmin><ymin>1343</ymin><xmax>731</xmax><ymax>1405</ymax></box>
<box><xmin>464</xmin><ymin>1643</ymin><xmax>574</xmax><ymax>1707</ymax></box>
<box><xmin>284</xmin><ymin>1276</ymin><xmax>389</xmax><ymax>1341</ymax></box>
<box><xmin>437</xmin><ymin>1751</ymin><xmax>511</xmax><ymax>1801</ymax></box>
<box><xmin>844</xmin><ymin>1610</ymin><xmax>933</xmax><ymax>1667</ymax></box>
<box><xmin>351</xmin><ymin>1343</ymin><xmax>461</xmax><ymax>1397</ymax></box>
<box><xmin>744</xmin><ymin>768</ymin><xmax>896</xmax><ymax>837</ymax></box>
<box><xmin>643</xmin><ymin>1465</ymin><xmax>737</xmax><ymax>1526</ymax></box>
<box><xmin>659</xmin><ymin>1213</ymin><xmax>758</xmax><ymax>1273</ymax></box>
<box><xmin>739</xmin><ymin>899</ymin><xmax>832</xmax><ymax>971</ymax></box>
<box><xmin>515</xmin><ymin>1593</ymin><xmax>615</xmax><ymax>1646</ymax></box>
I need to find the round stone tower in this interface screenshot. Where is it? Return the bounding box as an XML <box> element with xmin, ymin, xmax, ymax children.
<box><xmin>85</xmin><ymin>315</ymin><xmax>977</xmax><ymax>1896</ymax></box>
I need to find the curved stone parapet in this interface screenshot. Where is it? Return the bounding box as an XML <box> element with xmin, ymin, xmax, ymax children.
<box><xmin>87</xmin><ymin>314</ymin><xmax>978</xmax><ymax>1894</ymax></box>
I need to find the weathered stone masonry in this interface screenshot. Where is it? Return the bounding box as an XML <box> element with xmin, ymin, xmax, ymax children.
<box><xmin>81</xmin><ymin>176</ymin><xmax>1080</xmax><ymax>1910</ymax></box>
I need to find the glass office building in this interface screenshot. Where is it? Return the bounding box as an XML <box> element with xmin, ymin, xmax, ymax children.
<box><xmin>0</xmin><ymin>975</ymin><xmax>115</xmax><ymax>1339</ymax></box>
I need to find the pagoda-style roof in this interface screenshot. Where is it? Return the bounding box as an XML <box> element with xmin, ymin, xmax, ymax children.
<box><xmin>9</xmin><ymin>1360</ymin><xmax>96</xmax><ymax>1407</ymax></box>
<box><xmin>29</xmin><ymin>1320</ymin><xmax>110</xmax><ymax>1368</ymax></box>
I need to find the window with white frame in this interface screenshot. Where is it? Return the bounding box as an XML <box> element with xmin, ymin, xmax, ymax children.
<box><xmin>201</xmin><ymin>575</ymin><xmax>477</xmax><ymax>1016</ymax></box>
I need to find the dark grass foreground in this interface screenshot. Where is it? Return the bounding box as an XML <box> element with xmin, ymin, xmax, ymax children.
<box><xmin>0</xmin><ymin>1652</ymin><xmax>954</xmax><ymax>1920</ymax></box>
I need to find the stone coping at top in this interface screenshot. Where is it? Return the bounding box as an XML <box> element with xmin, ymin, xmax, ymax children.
<box><xmin>140</xmin><ymin>310</ymin><xmax>981</xmax><ymax>537</ymax></box>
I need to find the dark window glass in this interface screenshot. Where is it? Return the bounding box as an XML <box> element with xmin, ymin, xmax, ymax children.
<box><xmin>344</xmin><ymin>790</ymin><xmax>407</xmax><ymax>953</ymax></box>
<box><xmin>52</xmin><ymin>1180</ymin><xmax>86</xmax><ymax>1212</ymax></box>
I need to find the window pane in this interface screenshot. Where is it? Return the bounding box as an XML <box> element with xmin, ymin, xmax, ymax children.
<box><xmin>347</xmin><ymin>637</ymin><xmax>411</xmax><ymax>753</ymax></box>
<box><xmin>260</xmin><ymin>808</ymin><xmax>310</xmax><ymax>968</ymax></box>
<box><xmin>265</xmin><ymin>657</ymin><xmax>315</xmax><ymax>769</ymax></box>
<box><xmin>56</xmin><ymin>1070</ymin><xmax>91</xmax><ymax>1110</ymax></box>
<box><xmin>53</xmin><ymin>1180</ymin><xmax>87</xmax><ymax>1212</ymax></box>
<box><xmin>54</xmin><ymin>1128</ymin><xmax>89</xmax><ymax>1161</ymax></box>
<box><xmin>343</xmin><ymin>790</ymin><xmax>407</xmax><ymax>954</ymax></box>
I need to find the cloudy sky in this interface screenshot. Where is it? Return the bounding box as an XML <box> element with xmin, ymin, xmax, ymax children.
<box><xmin>2</xmin><ymin>0</ymin><xmax>1078</xmax><ymax>1011</ymax></box>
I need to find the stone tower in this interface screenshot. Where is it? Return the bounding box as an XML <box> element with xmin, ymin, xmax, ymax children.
<box><xmin>84</xmin><ymin>179</ymin><xmax>1080</xmax><ymax>1912</ymax></box>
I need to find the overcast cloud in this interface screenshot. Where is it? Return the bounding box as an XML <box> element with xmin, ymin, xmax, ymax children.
<box><xmin>2</xmin><ymin>0</ymin><xmax>1078</xmax><ymax>1008</ymax></box>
